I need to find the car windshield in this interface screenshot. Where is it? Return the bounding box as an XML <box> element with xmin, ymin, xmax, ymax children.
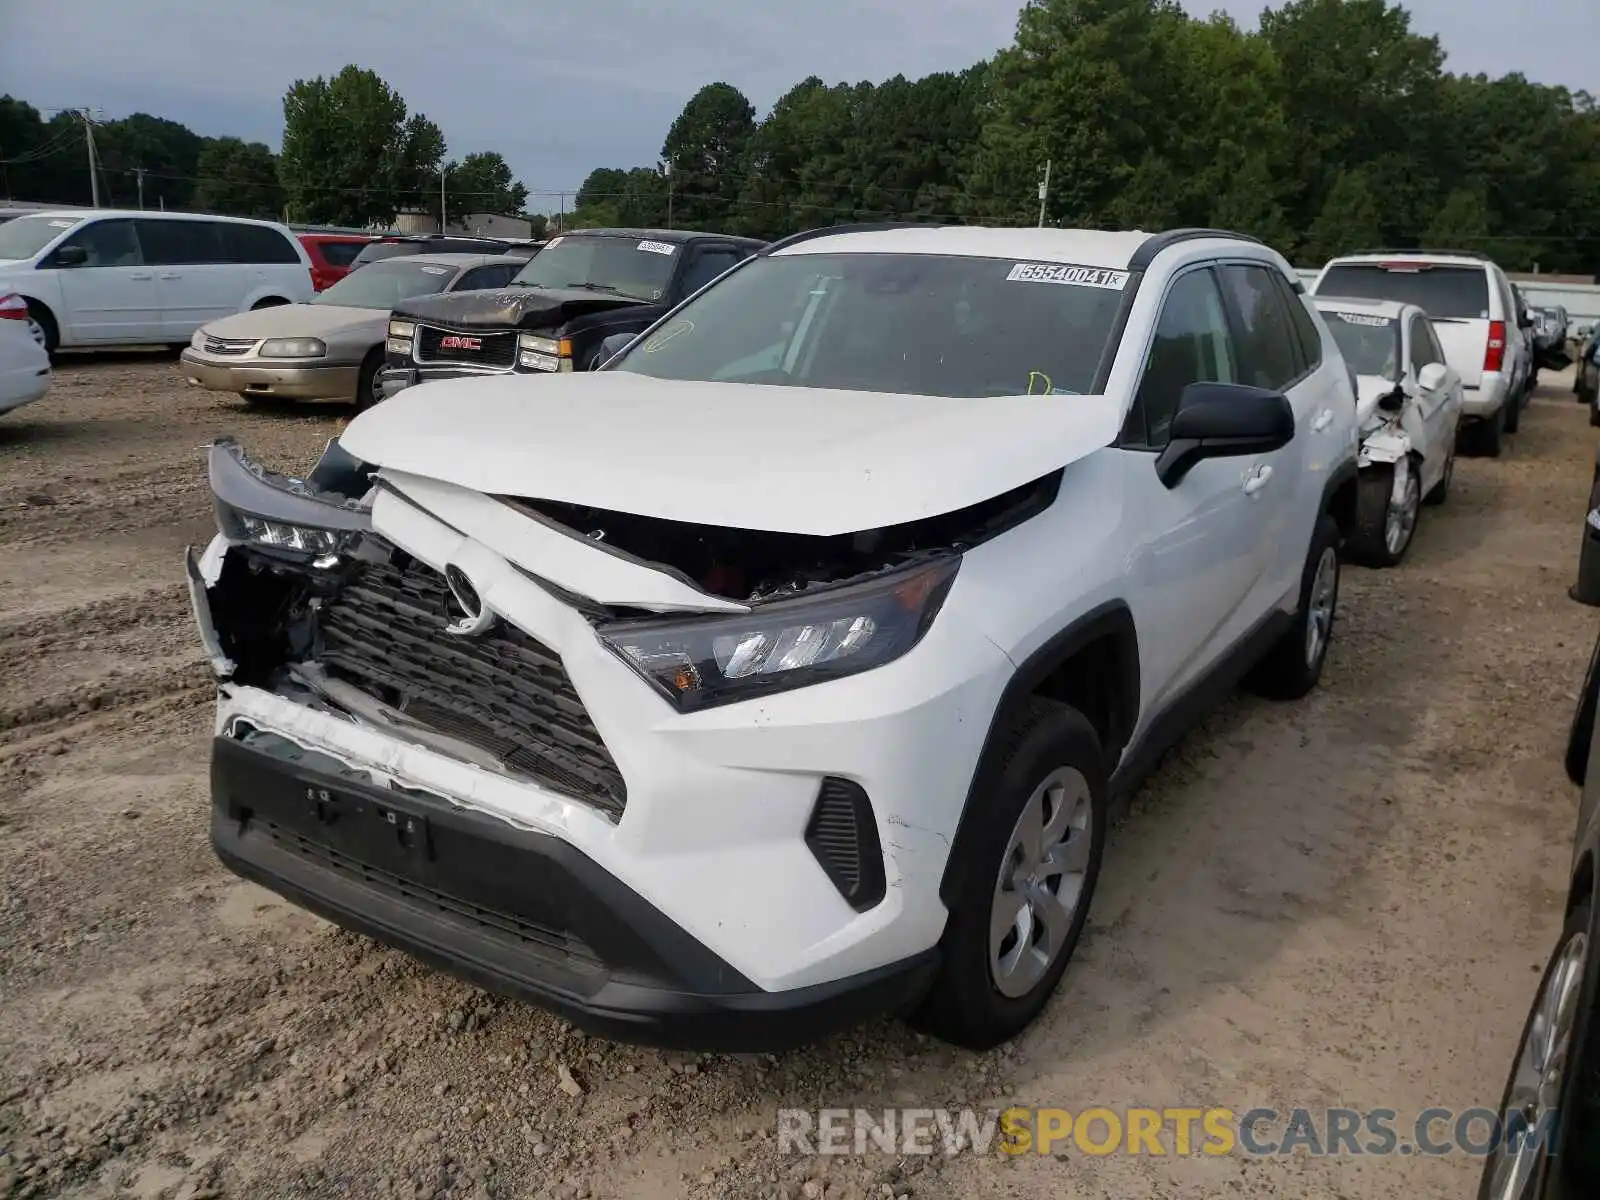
<box><xmin>0</xmin><ymin>214</ymin><xmax>79</xmax><ymax>260</ymax></box>
<box><xmin>510</xmin><ymin>235</ymin><xmax>678</xmax><ymax>302</ymax></box>
<box><xmin>610</xmin><ymin>251</ymin><xmax>1127</xmax><ymax>398</ymax></box>
<box><xmin>1315</xmin><ymin>264</ymin><xmax>1490</xmax><ymax>321</ymax></box>
<box><xmin>312</xmin><ymin>258</ymin><xmax>460</xmax><ymax>307</ymax></box>
<box><xmin>1320</xmin><ymin>309</ymin><xmax>1400</xmax><ymax>381</ymax></box>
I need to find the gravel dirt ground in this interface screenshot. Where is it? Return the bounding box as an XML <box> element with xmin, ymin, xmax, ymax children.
<box><xmin>0</xmin><ymin>357</ymin><xmax>1593</xmax><ymax>1200</ymax></box>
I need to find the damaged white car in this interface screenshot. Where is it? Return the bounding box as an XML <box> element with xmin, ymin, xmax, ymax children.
<box><xmin>1313</xmin><ymin>297</ymin><xmax>1463</xmax><ymax>567</ymax></box>
<box><xmin>188</xmin><ymin>224</ymin><xmax>1360</xmax><ymax>1052</ymax></box>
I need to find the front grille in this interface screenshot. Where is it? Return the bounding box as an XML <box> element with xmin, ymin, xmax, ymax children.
<box><xmin>414</xmin><ymin>325</ymin><xmax>517</xmax><ymax>369</ymax></box>
<box><xmin>316</xmin><ymin>548</ymin><xmax>627</xmax><ymax>819</ymax></box>
<box><xmin>258</xmin><ymin>819</ymin><xmax>602</xmax><ymax>971</ymax></box>
<box><xmin>203</xmin><ymin>336</ymin><xmax>255</xmax><ymax>356</ymax></box>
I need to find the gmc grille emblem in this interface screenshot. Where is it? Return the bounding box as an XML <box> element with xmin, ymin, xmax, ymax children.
<box><xmin>438</xmin><ymin>335</ymin><xmax>482</xmax><ymax>351</ymax></box>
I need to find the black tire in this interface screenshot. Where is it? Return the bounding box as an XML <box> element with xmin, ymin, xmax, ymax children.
<box><xmin>1504</xmin><ymin>390</ymin><xmax>1522</xmax><ymax>434</ymax></box>
<box><xmin>910</xmin><ymin>698</ymin><xmax>1107</xmax><ymax>1050</ymax></box>
<box><xmin>1348</xmin><ymin>464</ymin><xmax>1420</xmax><ymax>567</ymax></box>
<box><xmin>355</xmin><ymin>350</ymin><xmax>384</xmax><ymax>412</ymax></box>
<box><xmin>1245</xmin><ymin>513</ymin><xmax>1340</xmax><ymax>701</ymax></box>
<box><xmin>1476</xmin><ymin>898</ymin><xmax>1600</xmax><ymax>1200</ymax></box>
<box><xmin>1424</xmin><ymin>444</ymin><xmax>1454</xmax><ymax>507</ymax></box>
<box><xmin>24</xmin><ymin>299</ymin><xmax>58</xmax><ymax>355</ymax></box>
<box><xmin>1461</xmin><ymin>405</ymin><xmax>1505</xmax><ymax>459</ymax></box>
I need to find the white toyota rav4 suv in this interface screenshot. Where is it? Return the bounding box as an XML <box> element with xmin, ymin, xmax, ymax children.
<box><xmin>189</xmin><ymin>224</ymin><xmax>1360</xmax><ymax>1051</ymax></box>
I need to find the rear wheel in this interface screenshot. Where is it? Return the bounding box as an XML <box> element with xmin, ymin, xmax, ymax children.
<box><xmin>355</xmin><ymin>350</ymin><xmax>384</xmax><ymax>412</ymax></box>
<box><xmin>1504</xmin><ymin>390</ymin><xmax>1522</xmax><ymax>433</ymax></box>
<box><xmin>1246</xmin><ymin>514</ymin><xmax>1341</xmax><ymax>700</ymax></box>
<box><xmin>1425</xmin><ymin>443</ymin><xmax>1455</xmax><ymax>506</ymax></box>
<box><xmin>910</xmin><ymin>699</ymin><xmax>1106</xmax><ymax>1050</ymax></box>
<box><xmin>24</xmin><ymin>300</ymin><xmax>57</xmax><ymax>355</ymax></box>
<box><xmin>1462</xmin><ymin>405</ymin><xmax>1505</xmax><ymax>458</ymax></box>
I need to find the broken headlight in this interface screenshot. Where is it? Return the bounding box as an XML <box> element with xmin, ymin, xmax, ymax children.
<box><xmin>598</xmin><ymin>558</ymin><xmax>959</xmax><ymax>711</ymax></box>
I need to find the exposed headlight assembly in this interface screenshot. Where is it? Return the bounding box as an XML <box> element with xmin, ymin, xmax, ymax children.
<box><xmin>387</xmin><ymin>320</ymin><xmax>415</xmax><ymax>356</ymax></box>
<box><xmin>208</xmin><ymin>437</ymin><xmax>370</xmax><ymax>564</ymax></box>
<box><xmin>599</xmin><ymin>558</ymin><xmax>959</xmax><ymax>711</ymax></box>
<box><xmin>259</xmin><ymin>337</ymin><xmax>327</xmax><ymax>358</ymax></box>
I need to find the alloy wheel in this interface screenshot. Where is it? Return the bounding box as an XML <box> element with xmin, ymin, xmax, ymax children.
<box><xmin>989</xmin><ymin>767</ymin><xmax>1093</xmax><ymax>999</ymax></box>
<box><xmin>1483</xmin><ymin>931</ymin><xmax>1588</xmax><ymax>1200</ymax></box>
<box><xmin>1304</xmin><ymin>546</ymin><xmax>1338</xmax><ymax>668</ymax></box>
<box><xmin>1385</xmin><ymin>472</ymin><xmax>1422</xmax><ymax>557</ymax></box>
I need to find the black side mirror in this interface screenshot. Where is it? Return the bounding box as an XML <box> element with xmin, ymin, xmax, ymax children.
<box><xmin>594</xmin><ymin>331</ymin><xmax>633</xmax><ymax>369</ymax></box>
<box><xmin>1155</xmin><ymin>382</ymin><xmax>1296</xmax><ymax>489</ymax></box>
<box><xmin>52</xmin><ymin>245</ymin><xmax>87</xmax><ymax>267</ymax></box>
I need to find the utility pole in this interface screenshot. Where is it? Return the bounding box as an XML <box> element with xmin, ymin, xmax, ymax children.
<box><xmin>439</xmin><ymin>165</ymin><xmax>447</xmax><ymax>234</ymax></box>
<box><xmin>84</xmin><ymin>110</ymin><xmax>101</xmax><ymax>208</ymax></box>
<box><xmin>664</xmin><ymin>159</ymin><xmax>673</xmax><ymax>230</ymax></box>
<box><xmin>135</xmin><ymin>167</ymin><xmax>146</xmax><ymax>210</ymax></box>
<box><xmin>1036</xmin><ymin>159</ymin><xmax>1051</xmax><ymax>228</ymax></box>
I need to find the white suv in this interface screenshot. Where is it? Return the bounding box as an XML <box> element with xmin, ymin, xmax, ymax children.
<box><xmin>189</xmin><ymin>224</ymin><xmax>1360</xmax><ymax>1050</ymax></box>
<box><xmin>1310</xmin><ymin>250</ymin><xmax>1529</xmax><ymax>458</ymax></box>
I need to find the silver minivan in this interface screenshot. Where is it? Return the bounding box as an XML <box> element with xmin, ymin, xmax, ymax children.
<box><xmin>0</xmin><ymin>210</ymin><xmax>315</xmax><ymax>353</ymax></box>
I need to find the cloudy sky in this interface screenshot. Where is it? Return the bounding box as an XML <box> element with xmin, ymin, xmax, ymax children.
<box><xmin>2</xmin><ymin>0</ymin><xmax>1594</xmax><ymax>205</ymax></box>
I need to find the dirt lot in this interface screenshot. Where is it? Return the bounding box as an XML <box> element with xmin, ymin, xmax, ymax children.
<box><xmin>0</xmin><ymin>357</ymin><xmax>1593</xmax><ymax>1200</ymax></box>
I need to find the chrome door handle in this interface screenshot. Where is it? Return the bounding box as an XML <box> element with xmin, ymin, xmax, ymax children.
<box><xmin>1243</xmin><ymin>465</ymin><xmax>1274</xmax><ymax>496</ymax></box>
<box><xmin>158</xmin><ymin>272</ymin><xmax>181</xmax><ymax>280</ymax></box>
<box><xmin>129</xmin><ymin>272</ymin><xmax>153</xmax><ymax>280</ymax></box>
<box><xmin>1311</xmin><ymin>408</ymin><xmax>1333</xmax><ymax>432</ymax></box>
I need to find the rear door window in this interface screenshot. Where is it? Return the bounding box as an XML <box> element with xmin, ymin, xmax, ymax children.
<box><xmin>219</xmin><ymin>222</ymin><xmax>300</xmax><ymax>264</ymax></box>
<box><xmin>316</xmin><ymin>240</ymin><xmax>367</xmax><ymax>268</ymax></box>
<box><xmin>1217</xmin><ymin>263</ymin><xmax>1303</xmax><ymax>390</ymax></box>
<box><xmin>1316</xmin><ymin>263</ymin><xmax>1491</xmax><ymax>321</ymax></box>
<box><xmin>136</xmin><ymin>219</ymin><xmax>224</xmax><ymax>265</ymax></box>
<box><xmin>452</xmin><ymin>263</ymin><xmax>516</xmax><ymax>291</ymax></box>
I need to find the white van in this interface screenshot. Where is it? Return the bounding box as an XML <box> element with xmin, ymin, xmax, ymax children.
<box><xmin>0</xmin><ymin>210</ymin><xmax>314</xmax><ymax>353</ymax></box>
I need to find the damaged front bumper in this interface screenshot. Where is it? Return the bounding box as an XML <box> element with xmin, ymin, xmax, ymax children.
<box><xmin>209</xmin><ymin>726</ymin><xmax>936</xmax><ymax>1051</ymax></box>
<box><xmin>187</xmin><ymin>437</ymin><xmax>1015</xmax><ymax>1046</ymax></box>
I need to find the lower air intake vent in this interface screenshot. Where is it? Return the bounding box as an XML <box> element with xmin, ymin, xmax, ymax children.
<box><xmin>804</xmin><ymin>777</ymin><xmax>886</xmax><ymax>912</ymax></box>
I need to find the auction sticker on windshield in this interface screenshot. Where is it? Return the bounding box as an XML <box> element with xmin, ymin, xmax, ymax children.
<box><xmin>1006</xmin><ymin>263</ymin><xmax>1130</xmax><ymax>289</ymax></box>
<box><xmin>638</xmin><ymin>240</ymin><xmax>677</xmax><ymax>256</ymax></box>
<box><xmin>1330</xmin><ymin>311</ymin><xmax>1393</xmax><ymax>327</ymax></box>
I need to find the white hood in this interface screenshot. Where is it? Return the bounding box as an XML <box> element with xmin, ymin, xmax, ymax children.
<box><xmin>200</xmin><ymin>303</ymin><xmax>384</xmax><ymax>341</ymax></box>
<box><xmin>340</xmin><ymin>371</ymin><xmax>1123</xmax><ymax>537</ymax></box>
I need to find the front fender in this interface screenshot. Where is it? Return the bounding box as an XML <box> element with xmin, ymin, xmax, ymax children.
<box><xmin>1359</xmin><ymin>427</ymin><xmax>1412</xmax><ymax>467</ymax></box>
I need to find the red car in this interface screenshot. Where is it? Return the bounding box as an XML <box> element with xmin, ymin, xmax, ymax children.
<box><xmin>297</xmin><ymin>234</ymin><xmax>375</xmax><ymax>292</ymax></box>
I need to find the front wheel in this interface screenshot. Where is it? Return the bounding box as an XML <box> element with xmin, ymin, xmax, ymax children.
<box><xmin>355</xmin><ymin>350</ymin><xmax>384</xmax><ymax>412</ymax></box>
<box><xmin>1476</xmin><ymin>900</ymin><xmax>1600</xmax><ymax>1200</ymax></box>
<box><xmin>1349</xmin><ymin>464</ymin><xmax>1421</xmax><ymax>566</ymax></box>
<box><xmin>910</xmin><ymin>699</ymin><xmax>1106</xmax><ymax>1050</ymax></box>
<box><xmin>1246</xmin><ymin>513</ymin><xmax>1341</xmax><ymax>701</ymax></box>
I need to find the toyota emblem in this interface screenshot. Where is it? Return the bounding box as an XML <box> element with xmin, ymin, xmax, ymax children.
<box><xmin>442</xmin><ymin>563</ymin><xmax>497</xmax><ymax>637</ymax></box>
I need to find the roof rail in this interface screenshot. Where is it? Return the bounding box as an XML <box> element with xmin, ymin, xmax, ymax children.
<box><xmin>1343</xmin><ymin>248</ymin><xmax>1493</xmax><ymax>261</ymax></box>
<box><xmin>1129</xmin><ymin>227</ymin><xmax>1265</xmax><ymax>270</ymax></box>
<box><xmin>761</xmin><ymin>222</ymin><xmax>942</xmax><ymax>254</ymax></box>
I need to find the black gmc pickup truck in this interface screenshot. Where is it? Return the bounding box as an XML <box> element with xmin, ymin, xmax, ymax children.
<box><xmin>377</xmin><ymin>228</ymin><xmax>765</xmax><ymax>397</ymax></box>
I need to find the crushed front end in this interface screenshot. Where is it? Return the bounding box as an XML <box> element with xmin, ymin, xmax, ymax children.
<box><xmin>186</xmin><ymin>440</ymin><xmax>1031</xmax><ymax>1049</ymax></box>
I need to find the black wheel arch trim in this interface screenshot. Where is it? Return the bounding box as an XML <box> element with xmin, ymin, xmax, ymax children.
<box><xmin>1321</xmin><ymin>459</ymin><xmax>1360</xmax><ymax>530</ymax></box>
<box><xmin>937</xmin><ymin>599</ymin><xmax>1139</xmax><ymax>908</ymax></box>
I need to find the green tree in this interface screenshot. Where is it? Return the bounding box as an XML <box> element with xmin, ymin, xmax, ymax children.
<box><xmin>960</xmin><ymin>0</ymin><xmax>1191</xmax><ymax>227</ymax></box>
<box><xmin>443</xmin><ymin>151</ymin><xmax>529</xmax><ymax>222</ymax></box>
<box><xmin>279</xmin><ymin>66</ymin><xmax>444</xmax><ymax>226</ymax></box>
<box><xmin>96</xmin><ymin>113</ymin><xmax>206</xmax><ymax>209</ymax></box>
<box><xmin>192</xmin><ymin>137</ymin><xmax>283</xmax><ymax>219</ymax></box>
<box><xmin>575</xmin><ymin>167</ymin><xmax>629</xmax><ymax>211</ymax></box>
<box><xmin>662</xmin><ymin>82</ymin><xmax>756</xmax><ymax>227</ymax></box>
<box><xmin>1422</xmin><ymin>185</ymin><xmax>1492</xmax><ymax>252</ymax></box>
<box><xmin>1260</xmin><ymin>0</ymin><xmax>1448</xmax><ymax>245</ymax></box>
<box><xmin>1304</xmin><ymin>169</ymin><xmax>1384</xmax><ymax>262</ymax></box>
